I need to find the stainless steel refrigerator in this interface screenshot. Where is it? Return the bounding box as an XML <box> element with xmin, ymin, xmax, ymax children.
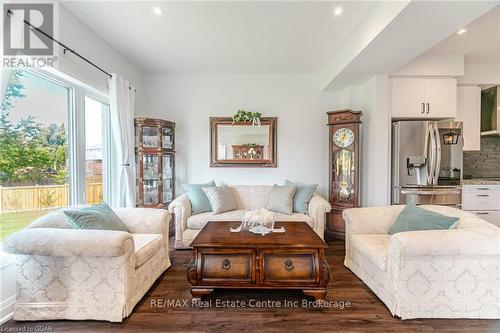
<box><xmin>392</xmin><ymin>120</ymin><xmax>463</xmax><ymax>206</ymax></box>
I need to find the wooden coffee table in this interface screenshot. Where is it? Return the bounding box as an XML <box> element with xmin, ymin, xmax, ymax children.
<box><xmin>187</xmin><ymin>221</ymin><xmax>330</xmax><ymax>300</ymax></box>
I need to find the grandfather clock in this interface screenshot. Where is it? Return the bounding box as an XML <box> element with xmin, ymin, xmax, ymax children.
<box><xmin>326</xmin><ymin>110</ymin><xmax>362</xmax><ymax>241</ymax></box>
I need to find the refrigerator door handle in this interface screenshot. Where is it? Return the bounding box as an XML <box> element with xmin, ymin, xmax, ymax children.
<box><xmin>427</xmin><ymin>123</ymin><xmax>436</xmax><ymax>186</ymax></box>
<box><xmin>433</xmin><ymin>122</ymin><xmax>441</xmax><ymax>186</ymax></box>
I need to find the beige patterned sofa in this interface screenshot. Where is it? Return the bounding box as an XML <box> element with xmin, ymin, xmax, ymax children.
<box><xmin>3</xmin><ymin>207</ymin><xmax>171</xmax><ymax>322</ymax></box>
<box><xmin>343</xmin><ymin>205</ymin><xmax>500</xmax><ymax>320</ymax></box>
<box><xmin>169</xmin><ymin>185</ymin><xmax>331</xmax><ymax>249</ymax></box>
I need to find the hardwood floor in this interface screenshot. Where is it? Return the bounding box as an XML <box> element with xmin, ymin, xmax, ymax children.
<box><xmin>2</xmin><ymin>238</ymin><xmax>499</xmax><ymax>333</ymax></box>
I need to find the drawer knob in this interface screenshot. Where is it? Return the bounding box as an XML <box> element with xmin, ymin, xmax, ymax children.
<box><xmin>284</xmin><ymin>259</ymin><xmax>294</xmax><ymax>272</ymax></box>
<box><xmin>221</xmin><ymin>258</ymin><xmax>231</xmax><ymax>270</ymax></box>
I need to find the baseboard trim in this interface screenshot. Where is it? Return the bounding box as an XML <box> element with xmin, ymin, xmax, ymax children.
<box><xmin>0</xmin><ymin>295</ymin><xmax>16</xmax><ymax>325</ymax></box>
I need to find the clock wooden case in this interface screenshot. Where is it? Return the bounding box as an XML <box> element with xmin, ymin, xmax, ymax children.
<box><xmin>326</xmin><ymin>110</ymin><xmax>362</xmax><ymax>241</ymax></box>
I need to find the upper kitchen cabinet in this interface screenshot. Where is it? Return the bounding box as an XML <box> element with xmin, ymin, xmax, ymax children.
<box><xmin>457</xmin><ymin>86</ymin><xmax>481</xmax><ymax>151</ymax></box>
<box><xmin>391</xmin><ymin>78</ymin><xmax>457</xmax><ymax>119</ymax></box>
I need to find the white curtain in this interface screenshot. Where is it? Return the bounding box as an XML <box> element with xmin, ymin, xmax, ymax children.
<box><xmin>109</xmin><ymin>74</ymin><xmax>136</xmax><ymax>207</ymax></box>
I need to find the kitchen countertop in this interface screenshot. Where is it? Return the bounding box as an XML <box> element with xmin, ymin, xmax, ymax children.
<box><xmin>463</xmin><ymin>178</ymin><xmax>500</xmax><ymax>185</ymax></box>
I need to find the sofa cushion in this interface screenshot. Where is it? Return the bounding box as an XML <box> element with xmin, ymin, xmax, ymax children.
<box><xmin>26</xmin><ymin>209</ymin><xmax>73</xmax><ymax>229</ymax></box>
<box><xmin>202</xmin><ymin>186</ymin><xmax>238</xmax><ymax>214</ymax></box>
<box><xmin>388</xmin><ymin>203</ymin><xmax>459</xmax><ymax>235</ymax></box>
<box><xmin>182</xmin><ymin>180</ymin><xmax>216</xmax><ymax>214</ymax></box>
<box><xmin>286</xmin><ymin>180</ymin><xmax>318</xmax><ymax>214</ymax></box>
<box><xmin>266</xmin><ymin>184</ymin><xmax>297</xmax><ymax>215</ymax></box>
<box><xmin>351</xmin><ymin>234</ymin><xmax>390</xmax><ymax>271</ymax></box>
<box><xmin>133</xmin><ymin>234</ymin><xmax>162</xmax><ymax>268</ymax></box>
<box><xmin>187</xmin><ymin>210</ymin><xmax>314</xmax><ymax>230</ymax></box>
<box><xmin>63</xmin><ymin>203</ymin><xmax>129</xmax><ymax>232</ymax></box>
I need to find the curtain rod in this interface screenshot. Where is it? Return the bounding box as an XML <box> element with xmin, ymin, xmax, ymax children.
<box><xmin>7</xmin><ymin>9</ymin><xmax>113</xmax><ymax>79</ymax></box>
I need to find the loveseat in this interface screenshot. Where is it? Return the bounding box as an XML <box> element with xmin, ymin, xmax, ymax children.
<box><xmin>3</xmin><ymin>207</ymin><xmax>171</xmax><ymax>322</ymax></box>
<box><xmin>343</xmin><ymin>205</ymin><xmax>500</xmax><ymax>320</ymax></box>
<box><xmin>169</xmin><ymin>185</ymin><xmax>331</xmax><ymax>249</ymax></box>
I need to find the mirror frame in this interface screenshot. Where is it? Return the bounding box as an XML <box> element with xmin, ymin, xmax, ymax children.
<box><xmin>210</xmin><ymin>117</ymin><xmax>277</xmax><ymax>167</ymax></box>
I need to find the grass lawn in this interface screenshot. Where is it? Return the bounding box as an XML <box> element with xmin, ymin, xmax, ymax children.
<box><xmin>0</xmin><ymin>210</ymin><xmax>55</xmax><ymax>241</ymax></box>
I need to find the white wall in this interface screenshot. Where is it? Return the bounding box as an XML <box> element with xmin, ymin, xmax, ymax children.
<box><xmin>458</xmin><ymin>63</ymin><xmax>500</xmax><ymax>85</ymax></box>
<box><xmin>142</xmin><ymin>74</ymin><xmax>348</xmax><ymax>196</ymax></box>
<box><xmin>56</xmin><ymin>5</ymin><xmax>144</xmax><ymax>109</ymax></box>
<box><xmin>344</xmin><ymin>75</ymin><xmax>392</xmax><ymax>206</ymax></box>
<box><xmin>141</xmin><ymin>73</ymin><xmax>392</xmax><ymax>204</ymax></box>
<box><xmin>0</xmin><ymin>255</ymin><xmax>16</xmax><ymax>325</ymax></box>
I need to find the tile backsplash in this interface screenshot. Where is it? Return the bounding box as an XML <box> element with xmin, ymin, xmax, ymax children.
<box><xmin>463</xmin><ymin>136</ymin><xmax>500</xmax><ymax>178</ymax></box>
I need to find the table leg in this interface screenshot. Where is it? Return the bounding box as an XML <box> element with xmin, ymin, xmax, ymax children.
<box><xmin>190</xmin><ymin>288</ymin><xmax>214</xmax><ymax>301</ymax></box>
<box><xmin>303</xmin><ymin>289</ymin><xmax>327</xmax><ymax>301</ymax></box>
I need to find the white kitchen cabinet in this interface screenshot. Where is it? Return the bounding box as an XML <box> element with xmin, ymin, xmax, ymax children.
<box><xmin>424</xmin><ymin>78</ymin><xmax>457</xmax><ymax>118</ymax></box>
<box><xmin>456</xmin><ymin>86</ymin><xmax>481</xmax><ymax>151</ymax></box>
<box><xmin>470</xmin><ymin>211</ymin><xmax>500</xmax><ymax>228</ymax></box>
<box><xmin>462</xmin><ymin>184</ymin><xmax>500</xmax><ymax>228</ymax></box>
<box><xmin>391</xmin><ymin>78</ymin><xmax>457</xmax><ymax>118</ymax></box>
<box><xmin>391</xmin><ymin>78</ymin><xmax>426</xmax><ymax>118</ymax></box>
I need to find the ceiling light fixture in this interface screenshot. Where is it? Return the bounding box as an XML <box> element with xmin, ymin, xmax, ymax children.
<box><xmin>333</xmin><ymin>6</ymin><xmax>343</xmax><ymax>16</ymax></box>
<box><xmin>152</xmin><ymin>6</ymin><xmax>165</xmax><ymax>16</ymax></box>
<box><xmin>457</xmin><ymin>28</ymin><xmax>467</xmax><ymax>35</ymax></box>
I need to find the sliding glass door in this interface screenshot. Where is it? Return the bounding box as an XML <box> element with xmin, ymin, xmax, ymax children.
<box><xmin>0</xmin><ymin>69</ymin><xmax>110</xmax><ymax>240</ymax></box>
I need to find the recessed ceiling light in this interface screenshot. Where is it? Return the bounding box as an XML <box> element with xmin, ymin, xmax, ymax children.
<box><xmin>333</xmin><ymin>6</ymin><xmax>343</xmax><ymax>16</ymax></box>
<box><xmin>152</xmin><ymin>6</ymin><xmax>165</xmax><ymax>16</ymax></box>
<box><xmin>457</xmin><ymin>28</ymin><xmax>467</xmax><ymax>35</ymax></box>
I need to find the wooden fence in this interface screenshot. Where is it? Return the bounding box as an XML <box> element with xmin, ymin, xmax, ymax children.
<box><xmin>0</xmin><ymin>183</ymin><xmax>103</xmax><ymax>212</ymax></box>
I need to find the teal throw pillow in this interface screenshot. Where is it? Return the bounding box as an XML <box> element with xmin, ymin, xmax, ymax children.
<box><xmin>182</xmin><ymin>180</ymin><xmax>216</xmax><ymax>214</ymax></box>
<box><xmin>63</xmin><ymin>203</ymin><xmax>129</xmax><ymax>232</ymax></box>
<box><xmin>285</xmin><ymin>180</ymin><xmax>318</xmax><ymax>214</ymax></box>
<box><xmin>388</xmin><ymin>203</ymin><xmax>459</xmax><ymax>235</ymax></box>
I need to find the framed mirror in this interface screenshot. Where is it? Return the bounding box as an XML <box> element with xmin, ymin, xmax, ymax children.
<box><xmin>210</xmin><ymin>117</ymin><xmax>277</xmax><ymax>167</ymax></box>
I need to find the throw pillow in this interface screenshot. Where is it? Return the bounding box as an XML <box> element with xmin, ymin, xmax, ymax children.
<box><xmin>388</xmin><ymin>203</ymin><xmax>460</xmax><ymax>235</ymax></box>
<box><xmin>63</xmin><ymin>203</ymin><xmax>129</xmax><ymax>232</ymax></box>
<box><xmin>182</xmin><ymin>180</ymin><xmax>216</xmax><ymax>214</ymax></box>
<box><xmin>202</xmin><ymin>186</ymin><xmax>237</xmax><ymax>215</ymax></box>
<box><xmin>285</xmin><ymin>180</ymin><xmax>318</xmax><ymax>214</ymax></box>
<box><xmin>266</xmin><ymin>184</ymin><xmax>297</xmax><ymax>215</ymax></box>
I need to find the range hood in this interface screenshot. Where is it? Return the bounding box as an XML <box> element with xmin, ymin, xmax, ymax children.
<box><xmin>481</xmin><ymin>86</ymin><xmax>500</xmax><ymax>136</ymax></box>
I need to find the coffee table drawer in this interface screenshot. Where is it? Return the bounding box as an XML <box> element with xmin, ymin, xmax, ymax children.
<box><xmin>261</xmin><ymin>250</ymin><xmax>318</xmax><ymax>284</ymax></box>
<box><xmin>199</xmin><ymin>250</ymin><xmax>255</xmax><ymax>284</ymax></box>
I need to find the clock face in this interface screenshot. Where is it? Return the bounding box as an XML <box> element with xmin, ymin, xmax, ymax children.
<box><xmin>333</xmin><ymin>128</ymin><xmax>354</xmax><ymax>148</ymax></box>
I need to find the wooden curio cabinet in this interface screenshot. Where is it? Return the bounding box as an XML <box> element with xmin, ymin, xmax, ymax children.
<box><xmin>135</xmin><ymin>118</ymin><xmax>175</xmax><ymax>209</ymax></box>
<box><xmin>326</xmin><ymin>110</ymin><xmax>362</xmax><ymax>241</ymax></box>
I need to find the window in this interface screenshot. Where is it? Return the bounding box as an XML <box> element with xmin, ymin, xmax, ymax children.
<box><xmin>84</xmin><ymin>96</ymin><xmax>110</xmax><ymax>204</ymax></box>
<box><xmin>0</xmin><ymin>70</ymin><xmax>110</xmax><ymax>240</ymax></box>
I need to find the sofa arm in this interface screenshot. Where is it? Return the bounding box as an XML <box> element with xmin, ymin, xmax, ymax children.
<box><xmin>389</xmin><ymin>227</ymin><xmax>500</xmax><ymax>258</ymax></box>
<box><xmin>3</xmin><ymin>228</ymin><xmax>134</xmax><ymax>257</ymax></box>
<box><xmin>307</xmin><ymin>194</ymin><xmax>331</xmax><ymax>238</ymax></box>
<box><xmin>168</xmin><ymin>194</ymin><xmax>192</xmax><ymax>240</ymax></box>
<box><xmin>343</xmin><ymin>206</ymin><xmax>404</xmax><ymax>235</ymax></box>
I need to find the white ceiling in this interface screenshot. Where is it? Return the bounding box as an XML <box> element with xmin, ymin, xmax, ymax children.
<box><xmin>62</xmin><ymin>1</ymin><xmax>377</xmax><ymax>74</ymax></box>
<box><xmin>426</xmin><ymin>4</ymin><xmax>500</xmax><ymax>64</ymax></box>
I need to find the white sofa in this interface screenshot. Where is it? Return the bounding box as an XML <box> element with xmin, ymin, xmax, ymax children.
<box><xmin>168</xmin><ymin>185</ymin><xmax>331</xmax><ymax>249</ymax></box>
<box><xmin>343</xmin><ymin>205</ymin><xmax>500</xmax><ymax>320</ymax></box>
<box><xmin>3</xmin><ymin>207</ymin><xmax>171</xmax><ymax>322</ymax></box>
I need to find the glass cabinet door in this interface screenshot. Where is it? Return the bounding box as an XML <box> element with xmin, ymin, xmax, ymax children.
<box><xmin>162</xmin><ymin>127</ymin><xmax>174</xmax><ymax>149</ymax></box>
<box><xmin>143</xmin><ymin>126</ymin><xmax>159</xmax><ymax>148</ymax></box>
<box><xmin>332</xmin><ymin>149</ymin><xmax>355</xmax><ymax>203</ymax></box>
<box><xmin>143</xmin><ymin>154</ymin><xmax>159</xmax><ymax>205</ymax></box>
<box><xmin>162</xmin><ymin>154</ymin><xmax>174</xmax><ymax>203</ymax></box>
